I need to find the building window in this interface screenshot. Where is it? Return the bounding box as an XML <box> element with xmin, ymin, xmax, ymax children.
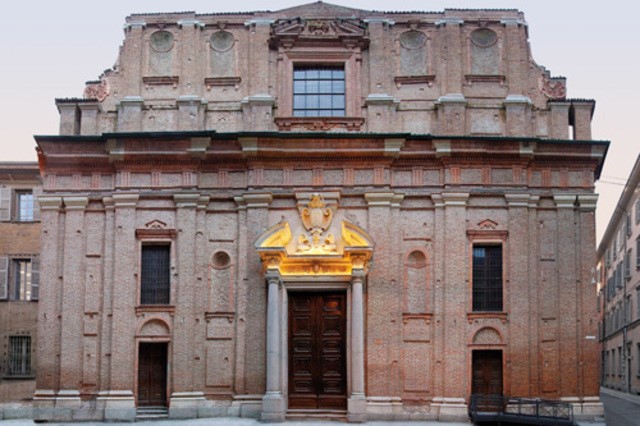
<box><xmin>636</xmin><ymin>199</ymin><xmax>640</xmax><ymax>224</ymax></box>
<box><xmin>637</xmin><ymin>343</ymin><xmax>640</xmax><ymax>376</ymax></box>
<box><xmin>636</xmin><ymin>238</ymin><xmax>640</xmax><ymax>270</ymax></box>
<box><xmin>626</xmin><ymin>250</ymin><xmax>632</xmax><ymax>279</ymax></box>
<box><xmin>626</xmin><ymin>295</ymin><xmax>633</xmax><ymax>324</ymax></box>
<box><xmin>619</xmin><ymin>346</ymin><xmax>623</xmax><ymax>376</ymax></box>
<box><xmin>472</xmin><ymin>245</ymin><xmax>503</xmax><ymax>311</ymax></box>
<box><xmin>293</xmin><ymin>67</ymin><xmax>345</xmax><ymax>117</ymax></box>
<box><xmin>0</xmin><ymin>258</ymin><xmax>39</xmax><ymax>301</ymax></box>
<box><xmin>15</xmin><ymin>191</ymin><xmax>34</xmax><ymax>222</ymax></box>
<box><xmin>8</xmin><ymin>336</ymin><xmax>32</xmax><ymax>376</ymax></box>
<box><xmin>140</xmin><ymin>244</ymin><xmax>171</xmax><ymax>305</ymax></box>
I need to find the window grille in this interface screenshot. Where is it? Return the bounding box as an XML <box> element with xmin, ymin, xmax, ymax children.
<box><xmin>8</xmin><ymin>336</ymin><xmax>31</xmax><ymax>376</ymax></box>
<box><xmin>472</xmin><ymin>245</ymin><xmax>503</xmax><ymax>311</ymax></box>
<box><xmin>140</xmin><ymin>245</ymin><xmax>170</xmax><ymax>305</ymax></box>
<box><xmin>293</xmin><ymin>67</ymin><xmax>345</xmax><ymax>117</ymax></box>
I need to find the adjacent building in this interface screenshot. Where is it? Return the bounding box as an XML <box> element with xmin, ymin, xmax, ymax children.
<box><xmin>0</xmin><ymin>162</ymin><xmax>41</xmax><ymax>419</ymax></box>
<box><xmin>33</xmin><ymin>2</ymin><xmax>607</xmax><ymax>422</ymax></box>
<box><xmin>598</xmin><ymin>154</ymin><xmax>640</xmax><ymax>397</ymax></box>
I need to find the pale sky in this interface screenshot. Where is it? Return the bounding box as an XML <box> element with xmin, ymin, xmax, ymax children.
<box><xmin>1</xmin><ymin>0</ymin><xmax>637</xmax><ymax>243</ymax></box>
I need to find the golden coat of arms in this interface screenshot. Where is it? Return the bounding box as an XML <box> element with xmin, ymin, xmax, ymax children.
<box><xmin>297</xmin><ymin>193</ymin><xmax>337</xmax><ymax>254</ymax></box>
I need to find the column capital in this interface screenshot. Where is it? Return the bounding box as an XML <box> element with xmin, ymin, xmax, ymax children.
<box><xmin>239</xmin><ymin>193</ymin><xmax>273</xmax><ymax>209</ymax></box>
<box><xmin>577</xmin><ymin>194</ymin><xmax>598</xmax><ymax>212</ymax></box>
<box><xmin>112</xmin><ymin>193</ymin><xmax>139</xmax><ymax>208</ymax></box>
<box><xmin>365</xmin><ymin>191</ymin><xmax>399</xmax><ymax>206</ymax></box>
<box><xmin>554</xmin><ymin>194</ymin><xmax>577</xmax><ymax>209</ymax></box>
<box><xmin>173</xmin><ymin>193</ymin><xmax>200</xmax><ymax>208</ymax></box>
<box><xmin>505</xmin><ymin>193</ymin><xmax>531</xmax><ymax>207</ymax></box>
<box><xmin>265</xmin><ymin>270</ymin><xmax>282</xmax><ymax>285</ymax></box>
<box><xmin>441</xmin><ymin>192</ymin><xmax>469</xmax><ymax>206</ymax></box>
<box><xmin>38</xmin><ymin>196</ymin><xmax>63</xmax><ymax>211</ymax></box>
<box><xmin>63</xmin><ymin>196</ymin><xmax>89</xmax><ymax>210</ymax></box>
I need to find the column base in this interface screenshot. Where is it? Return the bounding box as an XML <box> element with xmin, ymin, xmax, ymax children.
<box><xmin>98</xmin><ymin>390</ymin><xmax>136</xmax><ymax>422</ymax></box>
<box><xmin>169</xmin><ymin>391</ymin><xmax>206</xmax><ymax>419</ymax></box>
<box><xmin>261</xmin><ymin>391</ymin><xmax>286</xmax><ymax>423</ymax></box>
<box><xmin>347</xmin><ymin>394</ymin><xmax>367</xmax><ymax>423</ymax></box>
<box><xmin>432</xmin><ymin>396</ymin><xmax>468</xmax><ymax>422</ymax></box>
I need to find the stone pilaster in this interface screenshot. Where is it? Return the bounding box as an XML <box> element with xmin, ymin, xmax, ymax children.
<box><xmin>33</xmin><ymin>196</ymin><xmax>63</xmax><ymax>422</ymax></box>
<box><xmin>170</xmin><ymin>193</ymin><xmax>205</xmax><ymax>418</ymax></box>
<box><xmin>436</xmin><ymin>18</ymin><xmax>464</xmax><ymax>94</ymax></box>
<box><xmin>241</xmin><ymin>95</ymin><xmax>276</xmax><ymax>131</ymax></box>
<box><xmin>116</xmin><ymin>96</ymin><xmax>144</xmax><ymax>132</ymax></box>
<box><xmin>504</xmin><ymin>95</ymin><xmax>533</xmax><ymax>137</ymax></box>
<box><xmin>56</xmin><ymin>102</ymin><xmax>79</xmax><ymax>136</ymax></box>
<box><xmin>436</xmin><ymin>93</ymin><xmax>467</xmax><ymax>135</ymax></box>
<box><xmin>571</xmin><ymin>102</ymin><xmax>594</xmax><ymax>141</ymax></box>
<box><xmin>554</xmin><ymin>195</ymin><xmax>579</xmax><ymax>397</ymax></box>
<box><xmin>238</xmin><ymin>193</ymin><xmax>273</xmax><ymax>394</ymax></box>
<box><xmin>104</xmin><ymin>193</ymin><xmax>139</xmax><ymax>422</ymax></box>
<box><xmin>527</xmin><ymin>195</ymin><xmax>541</xmax><ymax>396</ymax></box>
<box><xmin>56</xmin><ymin>197</ymin><xmax>89</xmax><ymax>418</ymax></box>
<box><xmin>505</xmin><ymin>194</ymin><xmax>531</xmax><ymax>396</ymax></box>
<box><xmin>365</xmin><ymin>94</ymin><xmax>400</xmax><ymax>133</ymax></box>
<box><xmin>437</xmin><ymin>192</ymin><xmax>469</xmax><ymax>422</ymax></box>
<box><xmin>78</xmin><ymin>102</ymin><xmax>101</xmax><ymax>136</ymax></box>
<box><xmin>549</xmin><ymin>101</ymin><xmax>570</xmax><ymax>139</ymax></box>
<box><xmin>176</xmin><ymin>96</ymin><xmax>207</xmax><ymax>131</ymax></box>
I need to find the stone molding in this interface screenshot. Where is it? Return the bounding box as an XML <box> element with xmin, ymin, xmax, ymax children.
<box><xmin>63</xmin><ymin>196</ymin><xmax>89</xmax><ymax>210</ymax></box>
<box><xmin>112</xmin><ymin>193</ymin><xmax>139</xmax><ymax>208</ymax></box>
<box><xmin>240</xmin><ymin>193</ymin><xmax>273</xmax><ymax>209</ymax></box>
<box><xmin>365</xmin><ymin>192</ymin><xmax>397</xmax><ymax>206</ymax></box>
<box><xmin>38</xmin><ymin>196</ymin><xmax>63</xmax><ymax>211</ymax></box>
<box><xmin>554</xmin><ymin>194</ymin><xmax>577</xmax><ymax>209</ymax></box>
<box><xmin>441</xmin><ymin>192</ymin><xmax>469</xmax><ymax>206</ymax></box>
<box><xmin>174</xmin><ymin>193</ymin><xmax>200</xmax><ymax>208</ymax></box>
<box><xmin>577</xmin><ymin>194</ymin><xmax>598</xmax><ymax>211</ymax></box>
<box><xmin>505</xmin><ymin>193</ymin><xmax>531</xmax><ymax>207</ymax></box>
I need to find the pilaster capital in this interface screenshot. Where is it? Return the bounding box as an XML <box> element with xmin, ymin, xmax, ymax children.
<box><xmin>112</xmin><ymin>193</ymin><xmax>139</xmax><ymax>208</ymax></box>
<box><xmin>431</xmin><ymin>194</ymin><xmax>444</xmax><ymax>208</ymax></box>
<box><xmin>38</xmin><ymin>196</ymin><xmax>63</xmax><ymax>211</ymax></box>
<box><xmin>504</xmin><ymin>94</ymin><xmax>533</xmax><ymax>106</ymax></box>
<box><xmin>434</xmin><ymin>141</ymin><xmax>452</xmax><ymax>158</ymax></box>
<box><xmin>239</xmin><ymin>137</ymin><xmax>259</xmax><ymax>157</ymax></box>
<box><xmin>365</xmin><ymin>192</ymin><xmax>397</xmax><ymax>206</ymax></box>
<box><xmin>197</xmin><ymin>196</ymin><xmax>210</xmax><ymax>209</ymax></box>
<box><xmin>435</xmin><ymin>18</ymin><xmax>464</xmax><ymax>27</ymax></box>
<box><xmin>103</xmin><ymin>196</ymin><xmax>115</xmax><ymax>210</ymax></box>
<box><xmin>351</xmin><ymin>268</ymin><xmax>366</xmax><ymax>282</ymax></box>
<box><xmin>241</xmin><ymin>193</ymin><xmax>273</xmax><ymax>209</ymax></box>
<box><xmin>577</xmin><ymin>194</ymin><xmax>598</xmax><ymax>212</ymax></box>
<box><xmin>265</xmin><ymin>270</ymin><xmax>282</xmax><ymax>286</ymax></box>
<box><xmin>63</xmin><ymin>196</ymin><xmax>89</xmax><ymax>210</ymax></box>
<box><xmin>244</xmin><ymin>18</ymin><xmax>275</xmax><ymax>27</ymax></box>
<box><xmin>505</xmin><ymin>193</ymin><xmax>531</xmax><ymax>207</ymax></box>
<box><xmin>176</xmin><ymin>95</ymin><xmax>207</xmax><ymax>108</ymax></box>
<box><xmin>117</xmin><ymin>96</ymin><xmax>144</xmax><ymax>108</ymax></box>
<box><xmin>436</xmin><ymin>93</ymin><xmax>467</xmax><ymax>106</ymax></box>
<box><xmin>77</xmin><ymin>101</ymin><xmax>101</xmax><ymax>112</ymax></box>
<box><xmin>528</xmin><ymin>195</ymin><xmax>540</xmax><ymax>208</ymax></box>
<box><xmin>553</xmin><ymin>194</ymin><xmax>577</xmax><ymax>209</ymax></box>
<box><xmin>173</xmin><ymin>193</ymin><xmax>200</xmax><ymax>208</ymax></box>
<box><xmin>364</xmin><ymin>93</ymin><xmax>400</xmax><ymax>108</ymax></box>
<box><xmin>441</xmin><ymin>192</ymin><xmax>469</xmax><ymax>207</ymax></box>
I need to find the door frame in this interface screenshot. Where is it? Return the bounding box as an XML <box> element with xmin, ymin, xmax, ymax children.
<box><xmin>469</xmin><ymin>348</ymin><xmax>505</xmax><ymax>400</ymax></box>
<box><xmin>280</xmin><ymin>278</ymin><xmax>353</xmax><ymax>408</ymax></box>
<box><xmin>135</xmin><ymin>339</ymin><xmax>171</xmax><ymax>407</ymax></box>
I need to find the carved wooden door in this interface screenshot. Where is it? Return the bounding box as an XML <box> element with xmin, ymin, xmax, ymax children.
<box><xmin>138</xmin><ymin>342</ymin><xmax>168</xmax><ymax>406</ymax></box>
<box><xmin>471</xmin><ymin>350</ymin><xmax>503</xmax><ymax>410</ymax></box>
<box><xmin>289</xmin><ymin>292</ymin><xmax>347</xmax><ymax>409</ymax></box>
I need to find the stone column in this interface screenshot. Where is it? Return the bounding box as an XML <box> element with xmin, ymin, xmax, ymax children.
<box><xmin>261</xmin><ymin>271</ymin><xmax>285</xmax><ymax>422</ymax></box>
<box><xmin>33</xmin><ymin>196</ymin><xmax>63</xmax><ymax>422</ymax></box>
<box><xmin>348</xmin><ymin>269</ymin><xmax>367</xmax><ymax>423</ymax></box>
<box><xmin>170</xmin><ymin>193</ymin><xmax>205</xmax><ymax>418</ymax></box>
<box><xmin>104</xmin><ymin>193</ymin><xmax>139</xmax><ymax>422</ymax></box>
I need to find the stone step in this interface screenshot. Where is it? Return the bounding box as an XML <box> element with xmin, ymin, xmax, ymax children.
<box><xmin>136</xmin><ymin>406</ymin><xmax>169</xmax><ymax>420</ymax></box>
<box><xmin>286</xmin><ymin>409</ymin><xmax>348</xmax><ymax>422</ymax></box>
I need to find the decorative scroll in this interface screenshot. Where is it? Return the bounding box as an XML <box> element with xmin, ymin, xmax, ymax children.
<box><xmin>83</xmin><ymin>79</ymin><xmax>110</xmax><ymax>101</ymax></box>
<box><xmin>540</xmin><ymin>75</ymin><xmax>566</xmax><ymax>100</ymax></box>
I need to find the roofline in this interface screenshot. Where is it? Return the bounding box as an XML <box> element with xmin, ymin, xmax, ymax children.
<box><xmin>597</xmin><ymin>153</ymin><xmax>640</xmax><ymax>256</ymax></box>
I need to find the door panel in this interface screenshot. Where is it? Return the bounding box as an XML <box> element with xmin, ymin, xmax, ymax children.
<box><xmin>471</xmin><ymin>350</ymin><xmax>503</xmax><ymax>411</ymax></box>
<box><xmin>289</xmin><ymin>292</ymin><xmax>347</xmax><ymax>409</ymax></box>
<box><xmin>138</xmin><ymin>342</ymin><xmax>168</xmax><ymax>406</ymax></box>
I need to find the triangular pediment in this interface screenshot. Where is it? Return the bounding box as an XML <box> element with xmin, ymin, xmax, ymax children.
<box><xmin>274</xmin><ymin>1</ymin><xmax>370</xmax><ymax>18</ymax></box>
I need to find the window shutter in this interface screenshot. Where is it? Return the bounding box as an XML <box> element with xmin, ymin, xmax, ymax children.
<box><xmin>32</xmin><ymin>187</ymin><xmax>43</xmax><ymax>221</ymax></box>
<box><xmin>31</xmin><ymin>257</ymin><xmax>39</xmax><ymax>301</ymax></box>
<box><xmin>627</xmin><ymin>214</ymin><xmax>632</xmax><ymax>237</ymax></box>
<box><xmin>0</xmin><ymin>257</ymin><xmax>8</xmax><ymax>300</ymax></box>
<box><xmin>636</xmin><ymin>200</ymin><xmax>640</xmax><ymax>224</ymax></box>
<box><xmin>0</xmin><ymin>188</ymin><xmax>11</xmax><ymax>221</ymax></box>
<box><xmin>636</xmin><ymin>238</ymin><xmax>640</xmax><ymax>270</ymax></box>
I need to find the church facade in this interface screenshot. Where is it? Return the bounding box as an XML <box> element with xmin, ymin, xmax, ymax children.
<box><xmin>34</xmin><ymin>2</ymin><xmax>606</xmax><ymax>422</ymax></box>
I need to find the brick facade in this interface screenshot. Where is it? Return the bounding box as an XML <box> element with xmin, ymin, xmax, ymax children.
<box><xmin>0</xmin><ymin>163</ymin><xmax>41</xmax><ymax>419</ymax></box>
<box><xmin>33</xmin><ymin>2</ymin><xmax>606</xmax><ymax>422</ymax></box>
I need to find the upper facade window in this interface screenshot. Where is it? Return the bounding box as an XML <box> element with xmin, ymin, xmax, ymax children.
<box><xmin>16</xmin><ymin>191</ymin><xmax>34</xmax><ymax>222</ymax></box>
<box><xmin>472</xmin><ymin>245</ymin><xmax>503</xmax><ymax>312</ymax></box>
<box><xmin>293</xmin><ymin>67</ymin><xmax>345</xmax><ymax>117</ymax></box>
<box><xmin>140</xmin><ymin>244</ymin><xmax>171</xmax><ymax>305</ymax></box>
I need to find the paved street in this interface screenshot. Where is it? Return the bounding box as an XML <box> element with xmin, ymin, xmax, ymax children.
<box><xmin>602</xmin><ymin>391</ymin><xmax>640</xmax><ymax>426</ymax></box>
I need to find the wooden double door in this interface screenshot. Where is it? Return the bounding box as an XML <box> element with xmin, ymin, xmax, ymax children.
<box><xmin>471</xmin><ymin>350</ymin><xmax>503</xmax><ymax>410</ymax></box>
<box><xmin>138</xmin><ymin>342</ymin><xmax>168</xmax><ymax>406</ymax></box>
<box><xmin>288</xmin><ymin>292</ymin><xmax>347</xmax><ymax>409</ymax></box>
